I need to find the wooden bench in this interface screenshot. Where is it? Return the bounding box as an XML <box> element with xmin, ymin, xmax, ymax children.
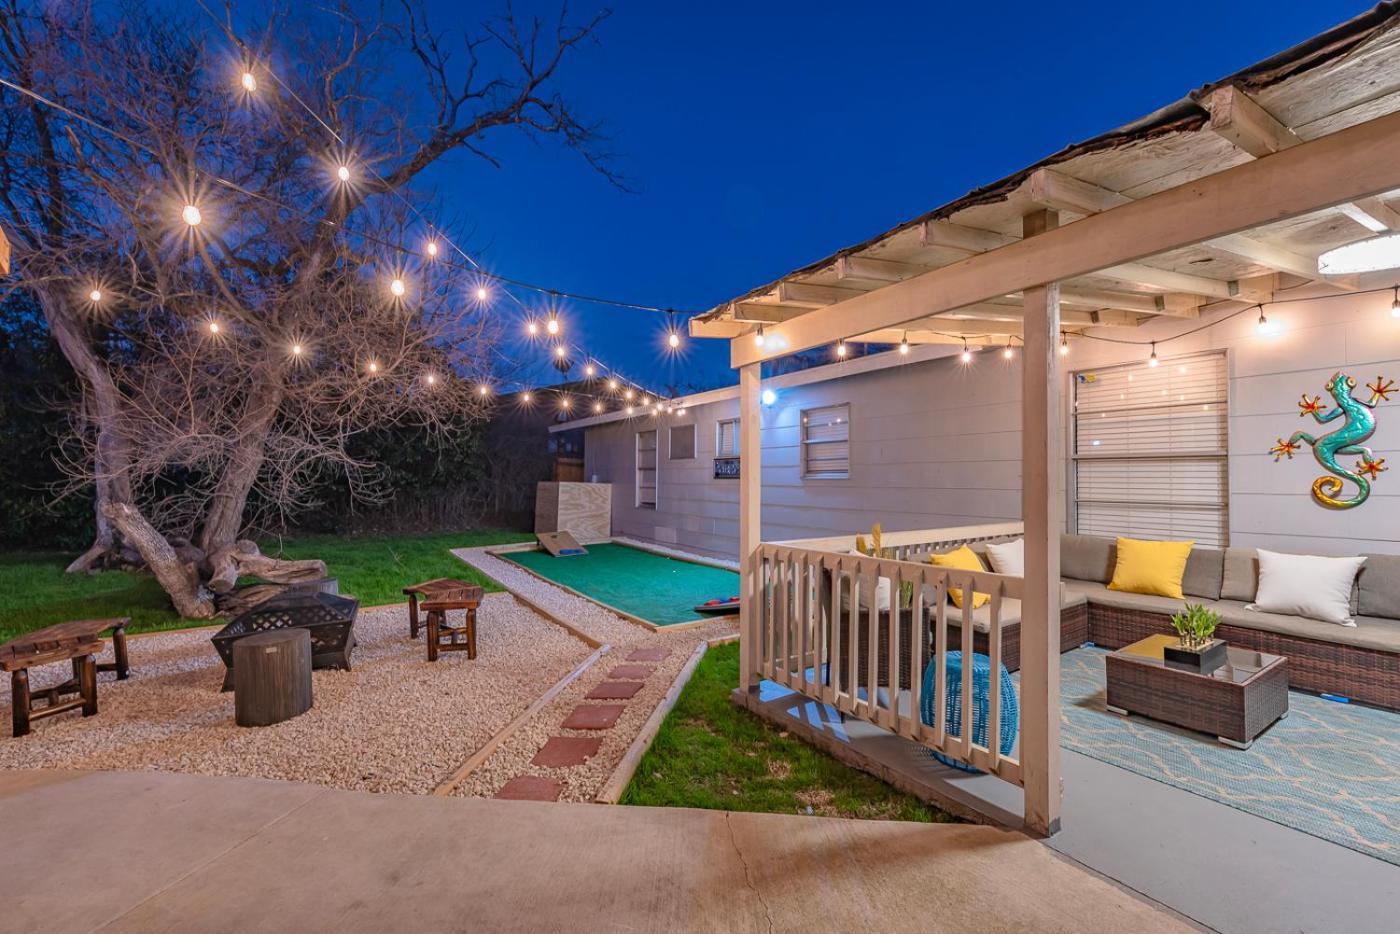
<box><xmin>0</xmin><ymin>618</ymin><xmax>130</xmax><ymax>737</ymax></box>
<box><xmin>404</xmin><ymin>578</ymin><xmax>477</xmax><ymax>640</ymax></box>
<box><xmin>420</xmin><ymin>585</ymin><xmax>485</xmax><ymax>662</ymax></box>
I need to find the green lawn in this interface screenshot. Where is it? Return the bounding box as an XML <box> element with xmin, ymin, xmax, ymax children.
<box><xmin>621</xmin><ymin>642</ymin><xmax>957</xmax><ymax>822</ymax></box>
<box><xmin>0</xmin><ymin>529</ymin><xmax>531</xmax><ymax>641</ymax></box>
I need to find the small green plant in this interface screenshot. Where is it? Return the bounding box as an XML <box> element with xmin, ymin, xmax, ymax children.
<box><xmin>1170</xmin><ymin>602</ymin><xmax>1220</xmax><ymax>648</ymax></box>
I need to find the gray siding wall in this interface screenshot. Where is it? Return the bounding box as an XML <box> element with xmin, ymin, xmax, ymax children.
<box><xmin>583</xmin><ymin>289</ymin><xmax>1400</xmax><ymax>561</ymax></box>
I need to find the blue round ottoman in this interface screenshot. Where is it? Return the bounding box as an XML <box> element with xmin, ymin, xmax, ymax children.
<box><xmin>919</xmin><ymin>650</ymin><xmax>1018</xmax><ymax>772</ymax></box>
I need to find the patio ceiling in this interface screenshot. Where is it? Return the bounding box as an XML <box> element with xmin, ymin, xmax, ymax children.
<box><xmin>691</xmin><ymin>4</ymin><xmax>1400</xmax><ymax>362</ymax></box>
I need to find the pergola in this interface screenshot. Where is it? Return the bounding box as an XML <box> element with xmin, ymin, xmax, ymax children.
<box><xmin>691</xmin><ymin>8</ymin><xmax>1400</xmax><ymax>835</ymax></box>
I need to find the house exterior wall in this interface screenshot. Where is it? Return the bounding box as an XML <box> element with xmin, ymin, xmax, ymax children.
<box><xmin>581</xmin><ymin>289</ymin><xmax>1400</xmax><ymax>560</ymax></box>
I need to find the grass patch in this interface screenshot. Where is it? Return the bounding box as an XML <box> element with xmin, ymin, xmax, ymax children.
<box><xmin>0</xmin><ymin>529</ymin><xmax>532</xmax><ymax>641</ymax></box>
<box><xmin>620</xmin><ymin>642</ymin><xmax>956</xmax><ymax>823</ymax></box>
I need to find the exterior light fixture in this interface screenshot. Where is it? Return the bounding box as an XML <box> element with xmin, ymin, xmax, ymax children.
<box><xmin>836</xmin><ymin>339</ymin><xmax>848</xmax><ymax>358</ymax></box>
<box><xmin>668</xmin><ymin>330</ymin><xmax>681</xmax><ymax>349</ymax></box>
<box><xmin>754</xmin><ymin>326</ymin><xmax>766</xmax><ymax>348</ymax></box>
<box><xmin>1256</xmin><ymin>305</ymin><xmax>1279</xmax><ymax>336</ymax></box>
<box><xmin>761</xmin><ymin>388</ymin><xmax>777</xmax><ymax>406</ymax></box>
<box><xmin>1148</xmin><ymin>343</ymin><xmax>1160</xmax><ymax>367</ymax></box>
<box><xmin>182</xmin><ymin>204</ymin><xmax>202</xmax><ymax>226</ymax></box>
<box><xmin>1003</xmin><ymin>338</ymin><xmax>1015</xmax><ymax>360</ymax></box>
<box><xmin>899</xmin><ymin>333</ymin><xmax>910</xmax><ymax>355</ymax></box>
<box><xmin>1317</xmin><ymin>233</ymin><xmax>1400</xmax><ymax>275</ymax></box>
<box><xmin>546</xmin><ymin>316</ymin><xmax>560</xmax><ymax>336</ymax></box>
<box><xmin>960</xmin><ymin>338</ymin><xmax>972</xmax><ymax>364</ymax></box>
<box><xmin>1059</xmin><ymin>332</ymin><xmax>1069</xmax><ymax>356</ymax></box>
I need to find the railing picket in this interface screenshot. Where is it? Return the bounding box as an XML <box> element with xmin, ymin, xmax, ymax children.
<box><xmin>827</xmin><ymin>557</ymin><xmax>842</xmax><ymax>707</ymax></box>
<box><xmin>905</xmin><ymin>569</ymin><xmax>924</xmax><ymax>741</ymax></box>
<box><xmin>933</xmin><ymin>573</ymin><xmax>948</xmax><ymax>749</ymax></box>
<box><xmin>864</xmin><ymin>564</ymin><xmax>879</xmax><ymax>723</ymax></box>
<box><xmin>959</xmin><ymin>570</ymin><xmax>975</xmax><ymax>764</ymax></box>
<box><xmin>987</xmin><ymin>580</ymin><xmax>1003</xmax><ymax>771</ymax></box>
<box><xmin>776</xmin><ymin>552</ymin><xmax>790</xmax><ymax>684</ymax></box>
<box><xmin>888</xmin><ymin>565</ymin><xmax>902</xmax><ymax>732</ymax></box>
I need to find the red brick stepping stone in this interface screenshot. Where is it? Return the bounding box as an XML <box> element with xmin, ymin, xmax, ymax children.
<box><xmin>494</xmin><ymin>776</ymin><xmax>562</xmax><ymax>802</ymax></box>
<box><xmin>532</xmin><ymin>736</ymin><xmax>603</xmax><ymax>768</ymax></box>
<box><xmin>608</xmin><ymin>664</ymin><xmax>654</xmax><ymax>680</ymax></box>
<box><xmin>587</xmin><ymin>680</ymin><xmax>645</xmax><ymax>700</ymax></box>
<box><xmin>626</xmin><ymin>647</ymin><xmax>670</xmax><ymax>663</ymax></box>
<box><xmin>561</xmin><ymin>704</ymin><xmax>626</xmax><ymax>730</ymax></box>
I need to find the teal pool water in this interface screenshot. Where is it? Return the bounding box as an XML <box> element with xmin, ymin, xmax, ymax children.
<box><xmin>504</xmin><ymin>543</ymin><xmax>739</xmax><ymax>627</ymax></box>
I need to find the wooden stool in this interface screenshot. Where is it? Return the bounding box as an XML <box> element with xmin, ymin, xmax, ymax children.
<box><xmin>0</xmin><ymin>640</ymin><xmax>102</xmax><ymax>738</ymax></box>
<box><xmin>233</xmin><ymin>629</ymin><xmax>313</xmax><ymax>727</ymax></box>
<box><xmin>403</xmin><ymin>578</ymin><xmax>476</xmax><ymax>640</ymax></box>
<box><xmin>421</xmin><ymin>585</ymin><xmax>485</xmax><ymax>662</ymax></box>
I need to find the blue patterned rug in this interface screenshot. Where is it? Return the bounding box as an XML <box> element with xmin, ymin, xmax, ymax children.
<box><xmin>1058</xmin><ymin>649</ymin><xmax>1400</xmax><ymax>866</ymax></box>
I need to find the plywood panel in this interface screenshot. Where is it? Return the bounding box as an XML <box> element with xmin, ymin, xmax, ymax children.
<box><xmin>535</xmin><ymin>482</ymin><xmax>612</xmax><ymax>544</ymax></box>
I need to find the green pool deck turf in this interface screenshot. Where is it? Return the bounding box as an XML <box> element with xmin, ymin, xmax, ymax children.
<box><xmin>502</xmin><ymin>543</ymin><xmax>740</xmax><ymax>627</ymax></box>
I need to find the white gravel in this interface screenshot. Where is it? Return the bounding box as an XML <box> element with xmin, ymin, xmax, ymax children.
<box><xmin>450</xmin><ymin>546</ymin><xmax>737</xmax><ymax>801</ymax></box>
<box><xmin>0</xmin><ymin>593</ymin><xmax>590</xmax><ymax>795</ymax></box>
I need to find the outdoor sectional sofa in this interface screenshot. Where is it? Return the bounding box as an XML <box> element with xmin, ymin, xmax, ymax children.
<box><xmin>937</xmin><ymin>534</ymin><xmax>1400</xmax><ymax>711</ymax></box>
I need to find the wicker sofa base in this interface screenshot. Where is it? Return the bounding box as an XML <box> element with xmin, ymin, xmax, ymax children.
<box><xmin>944</xmin><ymin>602</ymin><xmax>1089</xmax><ymax>674</ymax></box>
<box><xmin>1088</xmin><ymin>604</ymin><xmax>1400</xmax><ymax>712</ymax></box>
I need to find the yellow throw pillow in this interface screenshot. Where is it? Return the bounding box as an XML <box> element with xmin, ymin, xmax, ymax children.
<box><xmin>1107</xmin><ymin>537</ymin><xmax>1195</xmax><ymax>599</ymax></box>
<box><xmin>929</xmin><ymin>544</ymin><xmax>989</xmax><ymax>609</ymax></box>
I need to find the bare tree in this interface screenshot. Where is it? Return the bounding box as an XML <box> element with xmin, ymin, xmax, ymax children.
<box><xmin>0</xmin><ymin>0</ymin><xmax>614</xmax><ymax>615</ymax></box>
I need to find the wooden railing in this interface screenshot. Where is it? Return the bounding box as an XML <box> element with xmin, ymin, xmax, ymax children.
<box><xmin>747</xmin><ymin>522</ymin><xmax>1028</xmax><ymax>784</ymax></box>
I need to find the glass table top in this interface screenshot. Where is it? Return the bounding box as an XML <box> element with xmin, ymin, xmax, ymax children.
<box><xmin>1113</xmin><ymin>633</ymin><xmax>1284</xmax><ymax>684</ymax></box>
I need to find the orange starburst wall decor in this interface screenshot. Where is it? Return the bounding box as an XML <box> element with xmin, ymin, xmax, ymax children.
<box><xmin>1368</xmin><ymin>376</ymin><xmax>1397</xmax><ymax>403</ymax></box>
<box><xmin>1270</xmin><ymin>438</ymin><xmax>1301</xmax><ymax>461</ymax></box>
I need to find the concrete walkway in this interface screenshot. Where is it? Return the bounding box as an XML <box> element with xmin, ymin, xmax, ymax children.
<box><xmin>0</xmin><ymin>769</ymin><xmax>1192</xmax><ymax>934</ymax></box>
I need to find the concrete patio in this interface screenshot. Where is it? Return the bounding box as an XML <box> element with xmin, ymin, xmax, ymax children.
<box><xmin>0</xmin><ymin>768</ymin><xmax>1192</xmax><ymax>933</ymax></box>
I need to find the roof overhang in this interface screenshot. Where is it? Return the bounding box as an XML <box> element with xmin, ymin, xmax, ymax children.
<box><xmin>690</xmin><ymin>5</ymin><xmax>1400</xmax><ymax>368</ymax></box>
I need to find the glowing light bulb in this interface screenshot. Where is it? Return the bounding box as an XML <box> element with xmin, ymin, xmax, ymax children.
<box><xmin>624</xmin><ymin>389</ymin><xmax>634</xmax><ymax>400</ymax></box>
<box><xmin>426</xmin><ymin>240</ymin><xmax>439</xmax><ymax>258</ymax></box>
<box><xmin>1059</xmin><ymin>334</ymin><xmax>1069</xmax><ymax>356</ymax></box>
<box><xmin>761</xmin><ymin>389</ymin><xmax>777</xmax><ymax>406</ymax></box>
<box><xmin>527</xmin><ymin>322</ymin><xmax>539</xmax><ymax>336</ymax></box>
<box><xmin>291</xmin><ymin>343</ymin><xmax>303</xmax><ymax>356</ymax></box>
<box><xmin>836</xmin><ymin>340</ymin><xmax>848</xmax><ymax>358</ymax></box>
<box><xmin>206</xmin><ymin>320</ymin><xmax>220</xmax><ymax>334</ymax></box>
<box><xmin>182</xmin><ymin>204</ymin><xmax>202</xmax><ymax>226</ymax></box>
<box><xmin>88</xmin><ymin>289</ymin><xmax>103</xmax><ymax>303</ymax></box>
<box><xmin>554</xmin><ymin>346</ymin><xmax>566</xmax><ymax>359</ymax></box>
<box><xmin>593</xmin><ymin>402</ymin><xmax>603</xmax><ymax>413</ymax></box>
<box><xmin>337</xmin><ymin>165</ymin><xmax>350</xmax><ymax>182</ymax></box>
<box><xmin>1392</xmin><ymin>287</ymin><xmax>1400</xmax><ymax>318</ymax></box>
<box><xmin>475</xmin><ymin>286</ymin><xmax>488</xmax><ymax>302</ymax></box>
<box><xmin>668</xmin><ymin>331</ymin><xmax>681</xmax><ymax>349</ymax></box>
<box><xmin>390</xmin><ymin>278</ymin><xmax>405</xmax><ymax>297</ymax></box>
<box><xmin>1148</xmin><ymin>344</ymin><xmax>1160</xmax><ymax>367</ymax></box>
<box><xmin>584</xmin><ymin>364</ymin><xmax>596</xmax><ymax>377</ymax></box>
<box><xmin>960</xmin><ymin>340</ymin><xmax>972</xmax><ymax>364</ymax></box>
<box><xmin>608</xmin><ymin>379</ymin><xmax>619</xmax><ymax>390</ymax></box>
<box><xmin>754</xmin><ymin>326</ymin><xmax>766</xmax><ymax>348</ymax></box>
<box><xmin>560</xmin><ymin>397</ymin><xmax>572</xmax><ymax>410</ymax></box>
<box><xmin>367</xmin><ymin>361</ymin><xmax>379</xmax><ymax>374</ymax></box>
<box><xmin>642</xmin><ymin>396</ymin><xmax>651</xmax><ymax>406</ymax></box>
<box><xmin>625</xmin><ymin>406</ymin><xmax>634</xmax><ymax>415</ymax></box>
<box><xmin>546</xmin><ymin>317</ymin><xmax>560</xmax><ymax>336</ymax></box>
<box><xmin>478</xmin><ymin>384</ymin><xmax>489</xmax><ymax>396</ymax></box>
<box><xmin>899</xmin><ymin>335</ymin><xmax>910</xmax><ymax>355</ymax></box>
<box><xmin>1256</xmin><ymin>307</ymin><xmax>1278</xmax><ymax>336</ymax></box>
<box><xmin>1003</xmin><ymin>342</ymin><xmax>1015</xmax><ymax>360</ymax></box>
<box><xmin>521</xmin><ymin>392</ymin><xmax>533</xmax><ymax>404</ymax></box>
<box><xmin>240</xmin><ymin>71</ymin><xmax>257</xmax><ymax>92</ymax></box>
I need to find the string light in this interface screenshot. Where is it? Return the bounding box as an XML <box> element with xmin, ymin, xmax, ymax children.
<box><xmin>367</xmin><ymin>360</ymin><xmax>380</xmax><ymax>374</ymax></box>
<box><xmin>87</xmin><ymin>288</ymin><xmax>103</xmax><ymax>303</ymax></box>
<box><xmin>546</xmin><ymin>316</ymin><xmax>560</xmax><ymax>336</ymax></box>
<box><xmin>1002</xmin><ymin>338</ymin><xmax>1015</xmax><ymax>360</ymax></box>
<box><xmin>554</xmin><ymin>346</ymin><xmax>566</xmax><ymax>359</ymax></box>
<box><xmin>424</xmin><ymin>372</ymin><xmax>437</xmax><ymax>386</ymax></box>
<box><xmin>1256</xmin><ymin>304</ymin><xmax>1278</xmax><ymax>336</ymax></box>
<box><xmin>240</xmin><ymin>70</ymin><xmax>257</xmax><ymax>92</ymax></box>
<box><xmin>526</xmin><ymin>321</ymin><xmax>539</xmax><ymax>336</ymax></box>
<box><xmin>608</xmin><ymin>378</ymin><xmax>619</xmax><ymax>391</ymax></box>
<box><xmin>642</xmin><ymin>395</ymin><xmax>651</xmax><ymax>406</ymax></box>
<box><xmin>560</xmin><ymin>397</ymin><xmax>572</xmax><ymax>411</ymax></box>
<box><xmin>205</xmin><ymin>319</ymin><xmax>220</xmax><ymax>335</ymax></box>
<box><xmin>899</xmin><ymin>333</ymin><xmax>910</xmax><ymax>355</ymax></box>
<box><xmin>336</xmin><ymin>164</ymin><xmax>350</xmax><ymax>183</ymax></box>
<box><xmin>1059</xmin><ymin>332</ymin><xmax>1070</xmax><ymax>356</ymax></box>
<box><xmin>389</xmin><ymin>277</ymin><xmax>406</xmax><ymax>297</ymax></box>
<box><xmin>754</xmin><ymin>326</ymin><xmax>766</xmax><ymax>348</ymax></box>
<box><xmin>1148</xmin><ymin>343</ymin><xmax>1160</xmax><ymax>367</ymax></box>
<box><xmin>181</xmin><ymin>204</ymin><xmax>202</xmax><ymax>226</ymax></box>
<box><xmin>1392</xmin><ymin>285</ymin><xmax>1399</xmax><ymax>319</ymax></box>
<box><xmin>593</xmin><ymin>401</ymin><xmax>603</xmax><ymax>413</ymax></box>
<box><xmin>475</xmin><ymin>285</ymin><xmax>489</xmax><ymax>302</ymax></box>
<box><xmin>667</xmin><ymin>330</ymin><xmax>681</xmax><ymax>349</ymax></box>
<box><xmin>521</xmin><ymin>392</ymin><xmax>533</xmax><ymax>404</ymax></box>
<box><xmin>624</xmin><ymin>389</ymin><xmax>634</xmax><ymax>400</ymax></box>
<box><xmin>836</xmin><ymin>339</ymin><xmax>848</xmax><ymax>358</ymax></box>
<box><xmin>425</xmin><ymin>240</ymin><xmax>439</xmax><ymax>258</ymax></box>
<box><xmin>960</xmin><ymin>338</ymin><xmax>972</xmax><ymax>364</ymax></box>
<box><xmin>625</xmin><ymin>405</ymin><xmax>634</xmax><ymax>415</ymax></box>
<box><xmin>290</xmin><ymin>343</ymin><xmax>304</xmax><ymax>357</ymax></box>
<box><xmin>477</xmin><ymin>384</ymin><xmax>490</xmax><ymax>396</ymax></box>
<box><xmin>584</xmin><ymin>363</ymin><xmax>596</xmax><ymax>377</ymax></box>
<box><xmin>665</xmin><ymin>310</ymin><xmax>682</xmax><ymax>349</ymax></box>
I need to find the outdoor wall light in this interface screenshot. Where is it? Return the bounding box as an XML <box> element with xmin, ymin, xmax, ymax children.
<box><xmin>761</xmin><ymin>389</ymin><xmax>777</xmax><ymax>406</ymax></box>
<box><xmin>1318</xmin><ymin>233</ymin><xmax>1400</xmax><ymax>275</ymax></box>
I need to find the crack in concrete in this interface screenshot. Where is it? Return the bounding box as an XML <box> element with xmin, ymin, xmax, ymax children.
<box><xmin>724</xmin><ymin>811</ymin><xmax>775</xmax><ymax>934</ymax></box>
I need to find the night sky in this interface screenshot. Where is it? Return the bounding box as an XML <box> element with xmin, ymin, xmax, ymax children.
<box><xmin>414</xmin><ymin>0</ymin><xmax>1366</xmax><ymax>394</ymax></box>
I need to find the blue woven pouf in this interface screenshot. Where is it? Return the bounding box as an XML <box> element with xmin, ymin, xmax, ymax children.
<box><xmin>920</xmin><ymin>650</ymin><xmax>1018</xmax><ymax>772</ymax></box>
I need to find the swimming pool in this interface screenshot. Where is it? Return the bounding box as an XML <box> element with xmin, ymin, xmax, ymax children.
<box><xmin>500</xmin><ymin>542</ymin><xmax>740</xmax><ymax>628</ymax></box>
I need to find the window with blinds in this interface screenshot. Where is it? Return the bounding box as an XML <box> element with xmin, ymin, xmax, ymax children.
<box><xmin>1072</xmin><ymin>351</ymin><xmax>1228</xmax><ymax>547</ymax></box>
<box><xmin>802</xmin><ymin>404</ymin><xmax>851</xmax><ymax>479</ymax></box>
<box><xmin>636</xmin><ymin>429</ymin><xmax>658</xmax><ymax>508</ymax></box>
<box><xmin>669</xmin><ymin>424</ymin><xmax>695</xmax><ymax>460</ymax></box>
<box><xmin>716</xmin><ymin>418</ymin><xmax>740</xmax><ymax>458</ymax></box>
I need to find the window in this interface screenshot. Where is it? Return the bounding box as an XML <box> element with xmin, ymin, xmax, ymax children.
<box><xmin>716</xmin><ymin>418</ymin><xmax>740</xmax><ymax>458</ymax></box>
<box><xmin>802</xmin><ymin>404</ymin><xmax>850</xmax><ymax>479</ymax></box>
<box><xmin>1072</xmin><ymin>351</ymin><xmax>1228</xmax><ymax>547</ymax></box>
<box><xmin>669</xmin><ymin>424</ymin><xmax>696</xmax><ymax>460</ymax></box>
<box><xmin>635</xmin><ymin>430</ymin><xmax>657</xmax><ymax>508</ymax></box>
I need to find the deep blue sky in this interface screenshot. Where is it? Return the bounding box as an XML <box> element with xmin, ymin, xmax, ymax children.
<box><xmin>417</xmin><ymin>0</ymin><xmax>1366</xmax><ymax>393</ymax></box>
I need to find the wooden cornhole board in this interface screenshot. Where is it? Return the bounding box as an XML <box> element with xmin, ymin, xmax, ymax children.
<box><xmin>538</xmin><ymin>531</ymin><xmax>588</xmax><ymax>557</ymax></box>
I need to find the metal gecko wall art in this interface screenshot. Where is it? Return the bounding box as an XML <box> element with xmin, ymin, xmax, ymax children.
<box><xmin>1270</xmin><ymin>371</ymin><xmax>1394</xmax><ymax>509</ymax></box>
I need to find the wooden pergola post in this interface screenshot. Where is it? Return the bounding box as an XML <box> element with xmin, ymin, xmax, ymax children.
<box><xmin>1020</xmin><ymin>208</ymin><xmax>1063</xmax><ymax>836</ymax></box>
<box><xmin>738</xmin><ymin>362</ymin><xmax>762</xmax><ymax>693</ymax></box>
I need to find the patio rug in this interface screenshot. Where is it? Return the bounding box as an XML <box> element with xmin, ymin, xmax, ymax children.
<box><xmin>1057</xmin><ymin>648</ymin><xmax>1400</xmax><ymax>867</ymax></box>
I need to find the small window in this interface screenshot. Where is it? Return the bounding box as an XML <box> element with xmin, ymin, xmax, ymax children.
<box><xmin>802</xmin><ymin>404</ymin><xmax>850</xmax><ymax>479</ymax></box>
<box><xmin>669</xmin><ymin>424</ymin><xmax>696</xmax><ymax>460</ymax></box>
<box><xmin>716</xmin><ymin>418</ymin><xmax>740</xmax><ymax>458</ymax></box>
<box><xmin>636</xmin><ymin>430</ymin><xmax>658</xmax><ymax>508</ymax></box>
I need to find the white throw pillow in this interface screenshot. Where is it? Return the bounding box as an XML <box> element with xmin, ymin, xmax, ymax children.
<box><xmin>842</xmin><ymin>551</ymin><xmax>891</xmax><ymax>612</ymax></box>
<box><xmin>984</xmin><ymin>538</ymin><xmax>1025</xmax><ymax>577</ymax></box>
<box><xmin>1248</xmin><ymin>549</ymin><xmax>1366</xmax><ymax>627</ymax></box>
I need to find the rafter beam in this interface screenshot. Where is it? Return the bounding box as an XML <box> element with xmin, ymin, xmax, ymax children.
<box><xmin>728</xmin><ymin>302</ymin><xmax>807</xmax><ymax>323</ymax></box>
<box><xmin>835</xmin><ymin>255</ymin><xmax>925</xmax><ymax>283</ymax></box>
<box><xmin>727</xmin><ymin>107</ymin><xmax>1400</xmax><ymax>367</ymax></box>
<box><xmin>1204</xmin><ymin>84</ymin><xmax>1397</xmax><ymax>234</ymax></box>
<box><xmin>774</xmin><ymin>281</ymin><xmax>868</xmax><ymax>307</ymax></box>
<box><xmin>1028</xmin><ymin>167</ymin><xmax>1129</xmax><ymax>215</ymax></box>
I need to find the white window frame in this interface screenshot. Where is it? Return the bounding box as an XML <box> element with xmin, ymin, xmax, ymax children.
<box><xmin>716</xmin><ymin>418</ymin><xmax>740</xmax><ymax>458</ymax></box>
<box><xmin>801</xmin><ymin>403</ymin><xmax>851</xmax><ymax>480</ymax></box>
<box><xmin>1070</xmin><ymin>350</ymin><xmax>1229</xmax><ymax>547</ymax></box>
<box><xmin>635</xmin><ymin>429</ymin><xmax>658</xmax><ymax>509</ymax></box>
<box><xmin>669</xmin><ymin>423</ymin><xmax>696</xmax><ymax>460</ymax></box>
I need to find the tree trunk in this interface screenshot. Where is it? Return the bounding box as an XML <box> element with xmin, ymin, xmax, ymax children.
<box><xmin>102</xmin><ymin>502</ymin><xmax>216</xmax><ymax>618</ymax></box>
<box><xmin>206</xmin><ymin>539</ymin><xmax>327</xmax><ymax>594</ymax></box>
<box><xmin>198</xmin><ymin>386</ymin><xmax>282</xmax><ymax>555</ymax></box>
<box><xmin>37</xmin><ymin>290</ymin><xmax>133</xmax><ymax>572</ymax></box>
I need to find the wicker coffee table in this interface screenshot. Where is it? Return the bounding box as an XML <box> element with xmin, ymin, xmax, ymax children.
<box><xmin>1105</xmin><ymin>633</ymin><xmax>1289</xmax><ymax>749</ymax></box>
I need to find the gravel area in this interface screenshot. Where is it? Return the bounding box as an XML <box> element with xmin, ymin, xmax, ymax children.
<box><xmin>451</xmin><ymin>546</ymin><xmax>738</xmax><ymax>801</ymax></box>
<box><xmin>0</xmin><ymin>593</ymin><xmax>590</xmax><ymax>795</ymax></box>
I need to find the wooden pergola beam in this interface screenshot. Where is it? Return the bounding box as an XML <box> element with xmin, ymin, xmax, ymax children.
<box><xmin>729</xmin><ymin>107</ymin><xmax>1400</xmax><ymax>367</ymax></box>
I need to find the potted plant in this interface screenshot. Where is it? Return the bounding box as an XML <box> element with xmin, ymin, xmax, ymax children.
<box><xmin>1164</xmin><ymin>603</ymin><xmax>1227</xmax><ymax>672</ymax></box>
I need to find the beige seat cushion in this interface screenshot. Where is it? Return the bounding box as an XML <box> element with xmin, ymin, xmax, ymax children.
<box><xmin>1212</xmin><ymin>600</ymin><xmax>1400</xmax><ymax>653</ymax></box>
<box><xmin>1062</xmin><ymin>580</ymin><xmax>1189</xmax><ymax>618</ymax></box>
<box><xmin>939</xmin><ymin>584</ymin><xmax>1086</xmax><ymax>633</ymax></box>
